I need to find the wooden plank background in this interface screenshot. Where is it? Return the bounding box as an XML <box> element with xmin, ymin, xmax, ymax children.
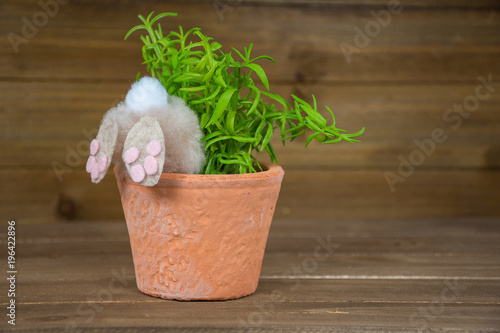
<box><xmin>1</xmin><ymin>0</ymin><xmax>499</xmax><ymax>223</ymax></box>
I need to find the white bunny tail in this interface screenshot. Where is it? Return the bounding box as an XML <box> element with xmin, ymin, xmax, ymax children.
<box><xmin>125</xmin><ymin>77</ymin><xmax>169</xmax><ymax>114</ymax></box>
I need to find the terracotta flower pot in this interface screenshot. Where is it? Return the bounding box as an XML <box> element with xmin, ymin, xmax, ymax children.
<box><xmin>114</xmin><ymin>163</ymin><xmax>284</xmax><ymax>300</ymax></box>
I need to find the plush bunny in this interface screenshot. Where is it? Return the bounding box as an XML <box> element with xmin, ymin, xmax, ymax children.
<box><xmin>86</xmin><ymin>77</ymin><xmax>205</xmax><ymax>186</ymax></box>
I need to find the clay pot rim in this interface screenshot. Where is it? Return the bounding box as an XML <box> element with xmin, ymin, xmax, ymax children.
<box><xmin>114</xmin><ymin>162</ymin><xmax>284</xmax><ymax>186</ymax></box>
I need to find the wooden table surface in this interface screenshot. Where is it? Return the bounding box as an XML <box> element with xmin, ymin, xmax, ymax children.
<box><xmin>1</xmin><ymin>218</ymin><xmax>499</xmax><ymax>332</ymax></box>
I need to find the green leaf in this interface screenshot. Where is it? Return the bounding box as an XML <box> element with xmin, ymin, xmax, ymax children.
<box><xmin>245</xmin><ymin>44</ymin><xmax>253</xmax><ymax>59</ymax></box>
<box><xmin>206</xmin><ymin>87</ymin><xmax>236</xmax><ymax>127</ymax></box>
<box><xmin>174</xmin><ymin>72</ymin><xmax>204</xmax><ymax>82</ymax></box>
<box><xmin>261</xmin><ymin>91</ymin><xmax>289</xmax><ymax>111</ymax></box>
<box><xmin>246</xmin><ymin>86</ymin><xmax>261</xmax><ymax>116</ymax></box>
<box><xmin>231</xmin><ymin>47</ymin><xmax>245</xmax><ymax>61</ymax></box>
<box><xmin>194</xmin><ymin>56</ymin><xmax>208</xmax><ymax>72</ymax></box>
<box><xmin>200</xmin><ymin>113</ymin><xmax>210</xmax><ymax>129</ymax></box>
<box><xmin>211</xmin><ymin>42</ymin><xmax>222</xmax><ymax>51</ymax></box>
<box><xmin>125</xmin><ymin>12</ymin><xmax>364</xmax><ymax>175</ymax></box>
<box><xmin>245</xmin><ymin>63</ymin><xmax>270</xmax><ymax>90</ymax></box>
<box><xmin>171</xmin><ymin>52</ymin><xmax>178</xmax><ymax>69</ymax></box>
<box><xmin>149</xmin><ymin>12</ymin><xmax>177</xmax><ymax>26</ymax></box>
<box><xmin>202</xmin><ymin>130</ymin><xmax>225</xmax><ymax>142</ymax></box>
<box><xmin>202</xmin><ymin>65</ymin><xmax>216</xmax><ymax>82</ymax></box>
<box><xmin>250</xmin><ymin>55</ymin><xmax>276</xmax><ymax>63</ymax></box>
<box><xmin>265</xmin><ymin>143</ymin><xmax>278</xmax><ymax>164</ymax></box>
<box><xmin>292</xmin><ymin>94</ymin><xmax>327</xmax><ymax>127</ymax></box>
<box><xmin>325</xmin><ymin>106</ymin><xmax>336</xmax><ymax>126</ymax></box>
<box><xmin>226</xmin><ymin>110</ymin><xmax>237</xmax><ymax>135</ymax></box>
<box><xmin>204</xmin><ymin>135</ymin><xmax>231</xmax><ymax>149</ymax></box>
<box><xmin>124</xmin><ymin>24</ymin><xmax>148</xmax><ymax>40</ymax></box>
<box><xmin>305</xmin><ymin>132</ymin><xmax>320</xmax><ymax>148</ymax></box>
<box><xmin>179</xmin><ymin>85</ymin><xmax>207</xmax><ymax>92</ymax></box>
<box><xmin>260</xmin><ymin>122</ymin><xmax>274</xmax><ymax>152</ymax></box>
<box><xmin>214</xmin><ymin>66</ymin><xmax>227</xmax><ymax>88</ymax></box>
<box><xmin>191</xmin><ymin>86</ymin><xmax>222</xmax><ymax>105</ymax></box>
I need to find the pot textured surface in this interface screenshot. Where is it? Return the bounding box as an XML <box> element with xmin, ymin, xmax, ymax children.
<box><xmin>114</xmin><ymin>164</ymin><xmax>284</xmax><ymax>300</ymax></box>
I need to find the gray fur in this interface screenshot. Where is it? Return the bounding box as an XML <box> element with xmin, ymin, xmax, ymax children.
<box><xmin>96</xmin><ymin>95</ymin><xmax>205</xmax><ymax>180</ymax></box>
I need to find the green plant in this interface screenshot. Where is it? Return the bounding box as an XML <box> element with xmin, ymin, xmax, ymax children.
<box><xmin>125</xmin><ymin>12</ymin><xmax>364</xmax><ymax>174</ymax></box>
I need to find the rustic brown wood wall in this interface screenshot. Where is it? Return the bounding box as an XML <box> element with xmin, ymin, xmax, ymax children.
<box><xmin>1</xmin><ymin>0</ymin><xmax>499</xmax><ymax>224</ymax></box>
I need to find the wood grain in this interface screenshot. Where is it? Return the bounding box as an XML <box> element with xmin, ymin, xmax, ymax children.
<box><xmin>1</xmin><ymin>81</ymin><xmax>499</xmax><ymax>167</ymax></box>
<box><xmin>1</xmin><ymin>1</ymin><xmax>499</xmax><ymax>82</ymax></box>
<box><xmin>0</xmin><ymin>219</ymin><xmax>499</xmax><ymax>332</ymax></box>
<box><xmin>0</xmin><ymin>0</ymin><xmax>499</xmax><ymax>223</ymax></box>
<box><xmin>2</xmin><ymin>169</ymin><xmax>500</xmax><ymax>223</ymax></box>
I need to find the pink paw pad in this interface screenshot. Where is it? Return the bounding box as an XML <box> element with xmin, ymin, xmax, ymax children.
<box><xmin>124</xmin><ymin>140</ymin><xmax>162</xmax><ymax>182</ymax></box>
<box><xmin>90</xmin><ymin>139</ymin><xmax>100</xmax><ymax>155</ymax></box>
<box><xmin>87</xmin><ymin>138</ymin><xmax>109</xmax><ymax>181</ymax></box>
<box><xmin>147</xmin><ymin>141</ymin><xmax>162</xmax><ymax>157</ymax></box>
<box><xmin>90</xmin><ymin>166</ymin><xmax>100</xmax><ymax>180</ymax></box>
<box><xmin>87</xmin><ymin>155</ymin><xmax>101</xmax><ymax>181</ymax></box>
<box><xmin>86</xmin><ymin>156</ymin><xmax>96</xmax><ymax>173</ymax></box>
<box><xmin>144</xmin><ymin>156</ymin><xmax>158</xmax><ymax>175</ymax></box>
<box><xmin>130</xmin><ymin>164</ymin><xmax>146</xmax><ymax>183</ymax></box>
<box><xmin>123</xmin><ymin>147</ymin><xmax>140</xmax><ymax>164</ymax></box>
<box><xmin>123</xmin><ymin>117</ymin><xmax>165</xmax><ymax>186</ymax></box>
<box><xmin>97</xmin><ymin>155</ymin><xmax>108</xmax><ymax>173</ymax></box>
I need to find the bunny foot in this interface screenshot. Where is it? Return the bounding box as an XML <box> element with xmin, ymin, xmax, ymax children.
<box><xmin>86</xmin><ymin>117</ymin><xmax>118</xmax><ymax>183</ymax></box>
<box><xmin>123</xmin><ymin>116</ymin><xmax>165</xmax><ymax>186</ymax></box>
